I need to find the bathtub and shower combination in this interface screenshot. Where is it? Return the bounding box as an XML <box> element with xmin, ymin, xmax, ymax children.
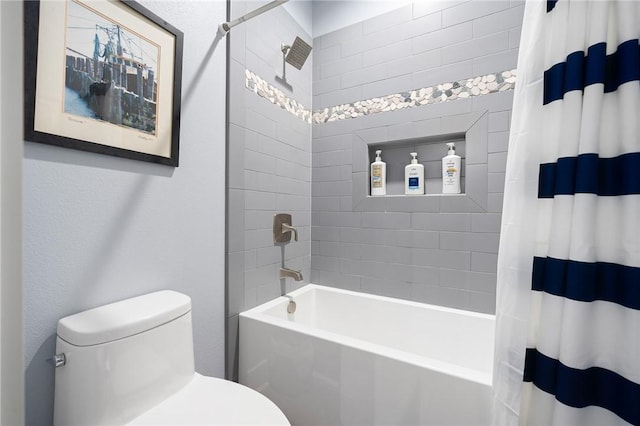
<box><xmin>239</xmin><ymin>284</ymin><xmax>495</xmax><ymax>425</ymax></box>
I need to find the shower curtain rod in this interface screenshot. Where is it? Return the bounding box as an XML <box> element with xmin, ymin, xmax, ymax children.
<box><xmin>218</xmin><ymin>0</ymin><xmax>289</xmax><ymax>36</ymax></box>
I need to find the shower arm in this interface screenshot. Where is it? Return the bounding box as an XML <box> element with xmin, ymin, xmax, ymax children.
<box><xmin>280</xmin><ymin>44</ymin><xmax>290</xmax><ymax>82</ymax></box>
<box><xmin>218</xmin><ymin>0</ymin><xmax>289</xmax><ymax>36</ymax></box>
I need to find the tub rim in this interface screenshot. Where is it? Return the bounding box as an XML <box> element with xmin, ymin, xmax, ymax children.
<box><xmin>240</xmin><ymin>284</ymin><xmax>495</xmax><ymax>386</ymax></box>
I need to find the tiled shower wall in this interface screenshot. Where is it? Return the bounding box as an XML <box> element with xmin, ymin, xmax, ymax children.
<box><xmin>227</xmin><ymin>1</ymin><xmax>312</xmax><ymax>379</ymax></box>
<box><xmin>227</xmin><ymin>0</ymin><xmax>524</xmax><ymax>378</ymax></box>
<box><xmin>310</xmin><ymin>1</ymin><xmax>524</xmax><ymax>313</ymax></box>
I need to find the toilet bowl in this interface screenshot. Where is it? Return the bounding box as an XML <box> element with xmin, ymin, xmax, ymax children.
<box><xmin>53</xmin><ymin>290</ymin><xmax>289</xmax><ymax>425</ymax></box>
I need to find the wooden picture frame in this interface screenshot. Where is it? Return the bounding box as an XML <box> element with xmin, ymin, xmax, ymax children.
<box><xmin>24</xmin><ymin>0</ymin><xmax>184</xmax><ymax>166</ymax></box>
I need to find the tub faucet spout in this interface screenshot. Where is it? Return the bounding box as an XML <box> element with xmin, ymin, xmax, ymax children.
<box><xmin>280</xmin><ymin>267</ymin><xmax>303</xmax><ymax>281</ymax></box>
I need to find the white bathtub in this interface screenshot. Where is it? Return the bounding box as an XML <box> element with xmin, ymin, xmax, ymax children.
<box><xmin>239</xmin><ymin>284</ymin><xmax>495</xmax><ymax>425</ymax></box>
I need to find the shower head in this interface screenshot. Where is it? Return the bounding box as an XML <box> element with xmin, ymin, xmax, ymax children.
<box><xmin>281</xmin><ymin>37</ymin><xmax>312</xmax><ymax>70</ymax></box>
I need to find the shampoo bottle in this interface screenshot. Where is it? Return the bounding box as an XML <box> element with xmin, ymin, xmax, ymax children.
<box><xmin>442</xmin><ymin>143</ymin><xmax>461</xmax><ymax>194</ymax></box>
<box><xmin>405</xmin><ymin>152</ymin><xmax>424</xmax><ymax>195</ymax></box>
<box><xmin>370</xmin><ymin>149</ymin><xmax>386</xmax><ymax>196</ymax></box>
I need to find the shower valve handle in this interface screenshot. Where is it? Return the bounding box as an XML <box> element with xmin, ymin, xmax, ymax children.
<box><xmin>273</xmin><ymin>213</ymin><xmax>298</xmax><ymax>243</ymax></box>
<box><xmin>281</xmin><ymin>223</ymin><xmax>298</xmax><ymax>241</ymax></box>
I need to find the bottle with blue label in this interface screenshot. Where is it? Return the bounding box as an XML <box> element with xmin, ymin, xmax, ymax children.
<box><xmin>405</xmin><ymin>152</ymin><xmax>424</xmax><ymax>195</ymax></box>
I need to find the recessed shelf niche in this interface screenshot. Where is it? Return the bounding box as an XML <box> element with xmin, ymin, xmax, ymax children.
<box><xmin>352</xmin><ymin>110</ymin><xmax>489</xmax><ymax>213</ymax></box>
<box><xmin>368</xmin><ymin>135</ymin><xmax>466</xmax><ymax>196</ymax></box>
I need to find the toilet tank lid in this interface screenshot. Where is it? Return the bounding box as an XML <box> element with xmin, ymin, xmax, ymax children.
<box><xmin>57</xmin><ymin>290</ymin><xmax>192</xmax><ymax>347</ymax></box>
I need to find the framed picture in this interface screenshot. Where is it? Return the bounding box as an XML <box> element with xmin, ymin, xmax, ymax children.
<box><xmin>24</xmin><ymin>0</ymin><xmax>184</xmax><ymax>167</ymax></box>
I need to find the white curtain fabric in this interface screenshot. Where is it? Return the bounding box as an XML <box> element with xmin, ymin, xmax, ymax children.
<box><xmin>493</xmin><ymin>1</ymin><xmax>640</xmax><ymax>425</ymax></box>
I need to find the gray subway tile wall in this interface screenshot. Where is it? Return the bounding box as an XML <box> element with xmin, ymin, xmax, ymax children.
<box><xmin>311</xmin><ymin>0</ymin><xmax>523</xmax><ymax>315</ymax></box>
<box><xmin>362</xmin><ymin>39</ymin><xmax>414</xmax><ymax>69</ymax></box>
<box><xmin>412</xmin><ymin>22</ymin><xmax>472</xmax><ymax>54</ymax></box>
<box><xmin>487</xmin><ymin>192</ymin><xmax>505</xmax><ymax>213</ymax></box>
<box><xmin>364</xmin><ymin>4</ymin><xmax>413</xmax><ymax>35</ymax></box>
<box><xmin>472</xmin><ymin>5</ymin><xmax>525</xmax><ymax>37</ymax></box>
<box><xmin>509</xmin><ymin>26</ymin><xmax>523</xmax><ymax>49</ymax></box>
<box><xmin>489</xmin><ymin>111</ymin><xmax>510</xmax><ymax>132</ymax></box>
<box><xmin>441</xmin><ymin>31</ymin><xmax>509</xmax><ymax>65</ymax></box>
<box><xmin>226</xmin><ymin>1</ymin><xmax>312</xmax><ymax>380</ymax></box>
<box><xmin>488</xmin><ymin>172</ymin><xmax>506</xmax><ymax>193</ymax></box>
<box><xmin>442</xmin><ymin>0</ymin><xmax>510</xmax><ymax>27</ymax></box>
<box><xmin>226</xmin><ymin>0</ymin><xmax>522</xmax><ymax>379</ymax></box>
<box><xmin>383</xmin><ymin>195</ymin><xmax>441</xmax><ymax>213</ymax></box>
<box><xmin>472</xmin><ymin>49</ymin><xmax>519</xmax><ymax>76</ymax></box>
<box><xmin>388</xmin><ymin>12</ymin><xmax>443</xmax><ymax>45</ymax></box>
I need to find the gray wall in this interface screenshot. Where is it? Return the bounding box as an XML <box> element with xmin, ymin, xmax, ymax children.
<box><xmin>227</xmin><ymin>1</ymin><xmax>313</xmax><ymax>379</ymax></box>
<box><xmin>310</xmin><ymin>1</ymin><xmax>524</xmax><ymax>314</ymax></box>
<box><xmin>1</xmin><ymin>1</ymin><xmax>25</xmax><ymax>424</ymax></box>
<box><xmin>22</xmin><ymin>2</ymin><xmax>227</xmax><ymax>425</ymax></box>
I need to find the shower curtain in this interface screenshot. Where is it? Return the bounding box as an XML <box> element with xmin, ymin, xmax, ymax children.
<box><xmin>493</xmin><ymin>0</ymin><xmax>639</xmax><ymax>425</ymax></box>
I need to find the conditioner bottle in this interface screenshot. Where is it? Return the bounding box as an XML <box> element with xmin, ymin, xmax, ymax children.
<box><xmin>442</xmin><ymin>142</ymin><xmax>461</xmax><ymax>194</ymax></box>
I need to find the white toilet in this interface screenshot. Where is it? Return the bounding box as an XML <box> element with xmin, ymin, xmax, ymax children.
<box><xmin>53</xmin><ymin>290</ymin><xmax>289</xmax><ymax>425</ymax></box>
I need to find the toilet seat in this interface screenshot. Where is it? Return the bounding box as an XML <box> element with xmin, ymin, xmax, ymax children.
<box><xmin>128</xmin><ymin>373</ymin><xmax>289</xmax><ymax>425</ymax></box>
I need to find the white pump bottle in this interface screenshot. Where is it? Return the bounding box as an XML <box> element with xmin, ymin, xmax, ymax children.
<box><xmin>405</xmin><ymin>152</ymin><xmax>424</xmax><ymax>195</ymax></box>
<box><xmin>442</xmin><ymin>142</ymin><xmax>461</xmax><ymax>194</ymax></box>
<box><xmin>370</xmin><ymin>149</ymin><xmax>386</xmax><ymax>196</ymax></box>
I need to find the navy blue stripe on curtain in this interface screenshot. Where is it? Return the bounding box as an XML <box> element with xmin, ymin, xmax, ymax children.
<box><xmin>538</xmin><ymin>152</ymin><xmax>640</xmax><ymax>198</ymax></box>
<box><xmin>532</xmin><ymin>256</ymin><xmax>640</xmax><ymax>310</ymax></box>
<box><xmin>547</xmin><ymin>0</ymin><xmax>559</xmax><ymax>12</ymax></box>
<box><xmin>544</xmin><ymin>39</ymin><xmax>640</xmax><ymax>105</ymax></box>
<box><xmin>523</xmin><ymin>348</ymin><xmax>640</xmax><ymax>425</ymax></box>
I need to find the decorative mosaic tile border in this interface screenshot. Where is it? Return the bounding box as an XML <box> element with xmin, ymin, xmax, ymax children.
<box><xmin>244</xmin><ymin>68</ymin><xmax>517</xmax><ymax>125</ymax></box>
<box><xmin>245</xmin><ymin>69</ymin><xmax>312</xmax><ymax>123</ymax></box>
<box><xmin>312</xmin><ymin>69</ymin><xmax>517</xmax><ymax>124</ymax></box>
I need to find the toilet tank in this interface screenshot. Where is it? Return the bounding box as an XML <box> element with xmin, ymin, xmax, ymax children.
<box><xmin>53</xmin><ymin>291</ymin><xmax>195</xmax><ymax>426</ymax></box>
